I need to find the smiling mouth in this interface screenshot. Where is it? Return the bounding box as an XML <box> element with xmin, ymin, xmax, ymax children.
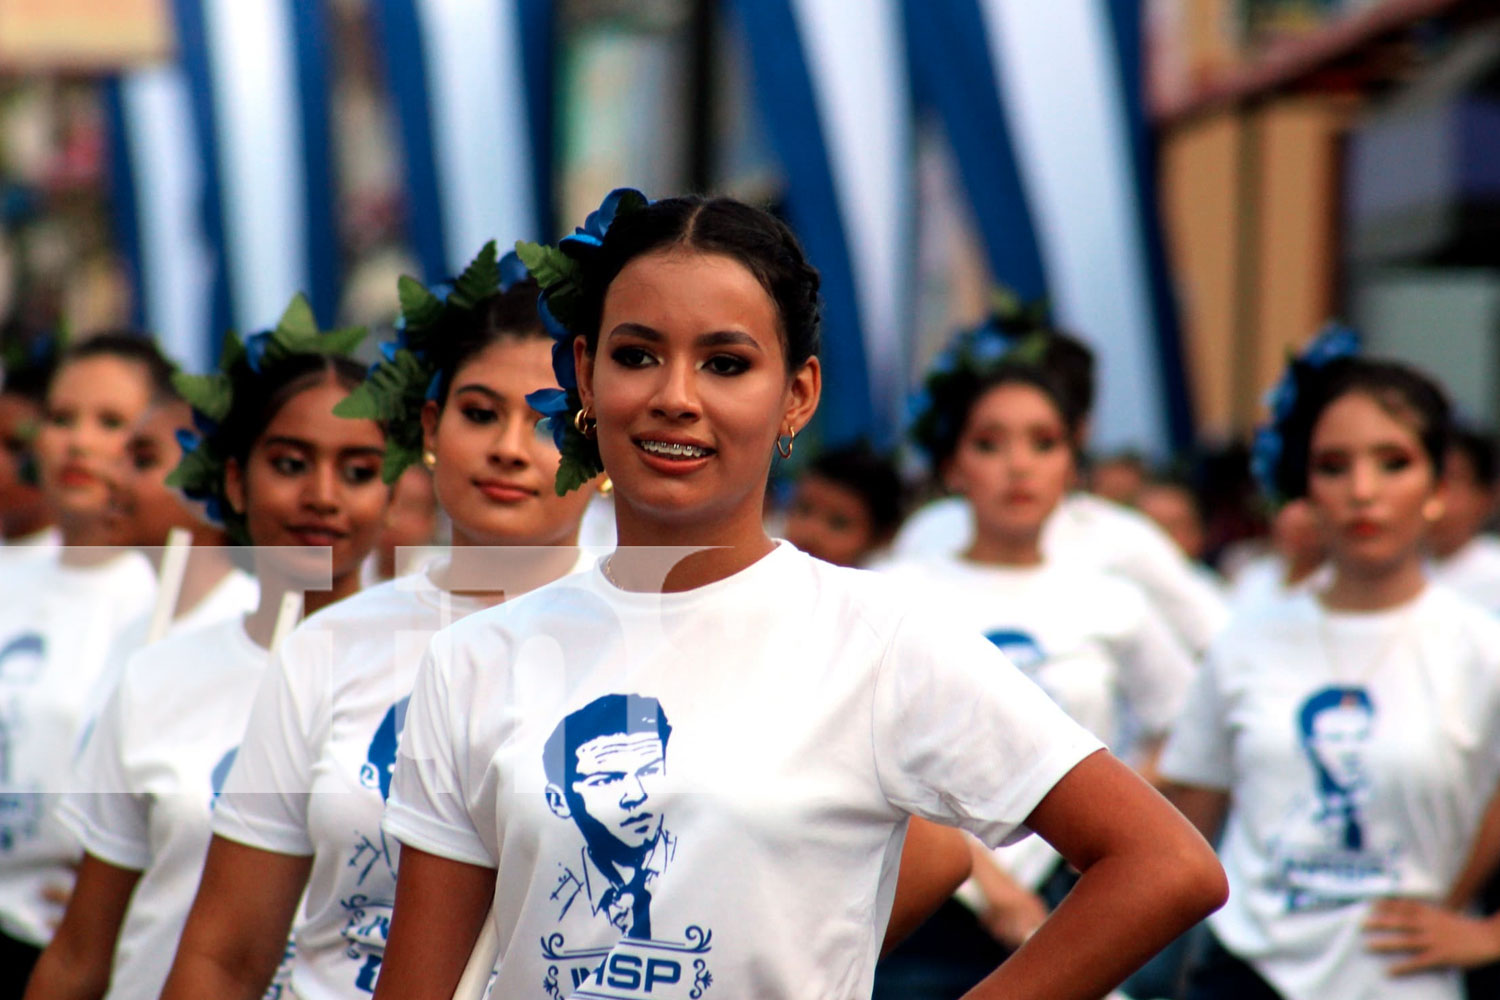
<box><xmin>636</xmin><ymin>439</ymin><xmax>714</xmax><ymax>460</ymax></box>
<box><xmin>288</xmin><ymin>526</ymin><xmax>345</xmax><ymax>546</ymax></box>
<box><xmin>621</xmin><ymin>811</ymin><xmax>656</xmax><ymax>830</ymax></box>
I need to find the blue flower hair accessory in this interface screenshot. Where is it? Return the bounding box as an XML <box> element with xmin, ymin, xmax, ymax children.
<box><xmin>516</xmin><ymin>187</ymin><xmax>651</xmax><ymax>495</ymax></box>
<box><xmin>334</xmin><ymin>241</ymin><xmax>528</xmax><ymax>483</ymax></box>
<box><xmin>167</xmin><ymin>294</ymin><xmax>368</xmax><ymax>542</ymax></box>
<box><xmin>907</xmin><ymin>288</ymin><xmax>1053</xmax><ymax>466</ymax></box>
<box><xmin>1249</xmin><ymin>322</ymin><xmax>1361</xmax><ymax>502</ymax></box>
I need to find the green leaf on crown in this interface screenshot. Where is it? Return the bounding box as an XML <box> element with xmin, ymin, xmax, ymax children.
<box><xmin>172</xmin><ymin>371</ymin><xmax>233</xmax><ymax>422</ymax></box>
<box><xmin>277</xmin><ymin>293</ymin><xmax>319</xmax><ymax>342</ymax></box>
<box><xmin>314</xmin><ymin>324</ymin><xmax>369</xmax><ymax>357</ymax></box>
<box><xmin>398</xmin><ymin>275</ymin><xmax>444</xmax><ymax>330</ymax></box>
<box><xmin>515</xmin><ymin>241</ymin><xmax>576</xmax><ymax>290</ymax></box>
<box><xmin>380</xmin><ymin>439</ymin><xmax>421</xmax><ymax>485</ymax></box>
<box><xmin>447</xmin><ymin>240</ymin><xmax>500</xmax><ymax>311</ymax></box>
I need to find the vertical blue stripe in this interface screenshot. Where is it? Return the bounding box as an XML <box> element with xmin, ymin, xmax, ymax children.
<box><xmin>727</xmin><ymin>0</ymin><xmax>874</xmax><ymax>446</ymax></box>
<box><xmin>369</xmin><ymin>0</ymin><xmax>450</xmax><ymax>283</ymax></box>
<box><xmin>903</xmin><ymin>0</ymin><xmax>1048</xmax><ymax>302</ymax></box>
<box><xmin>169</xmin><ymin>0</ymin><xmax>234</xmax><ymax>360</ymax></box>
<box><xmin>516</xmin><ymin>0</ymin><xmax>554</xmax><ymax>239</ymax></box>
<box><xmin>1101</xmin><ymin>0</ymin><xmax>1193</xmax><ymax>449</ymax></box>
<box><xmin>100</xmin><ymin>81</ymin><xmax>147</xmax><ymax>332</ymax></box>
<box><xmin>287</xmin><ymin>0</ymin><xmax>341</xmax><ymax>327</ymax></box>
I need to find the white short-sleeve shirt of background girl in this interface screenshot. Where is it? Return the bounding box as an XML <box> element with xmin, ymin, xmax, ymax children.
<box><xmin>0</xmin><ymin>549</ymin><xmax>156</xmax><ymax>945</ymax></box>
<box><xmin>57</xmin><ymin>616</ymin><xmax>269</xmax><ymax>1000</ymax></box>
<box><xmin>213</xmin><ymin>555</ymin><xmax>589</xmax><ymax>1000</ymax></box>
<box><xmin>384</xmin><ymin>543</ymin><xmax>1103</xmax><ymax>1000</ymax></box>
<box><xmin>883</xmin><ymin>553</ymin><xmax>1194</xmax><ymax>890</ymax></box>
<box><xmin>1161</xmin><ymin>585</ymin><xmax>1500</xmax><ymax>1000</ymax></box>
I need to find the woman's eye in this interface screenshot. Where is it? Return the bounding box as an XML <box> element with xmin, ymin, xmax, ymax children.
<box><xmin>342</xmin><ymin>463</ymin><xmax>380</xmax><ymax>485</ymax></box>
<box><xmin>1380</xmin><ymin>453</ymin><xmax>1414</xmax><ymax>473</ymax></box>
<box><xmin>99</xmin><ymin>411</ymin><xmax>127</xmax><ymax>431</ymax></box>
<box><xmin>461</xmin><ymin>405</ymin><xmax>497</xmax><ymax>426</ymax></box>
<box><xmin>968</xmin><ymin>436</ymin><xmax>1000</xmax><ymax>454</ymax></box>
<box><xmin>270</xmin><ymin>455</ymin><xmax>306</xmax><ymax>476</ymax></box>
<box><xmin>46</xmin><ymin>409</ymin><xmax>73</xmax><ymax>428</ymax></box>
<box><xmin>1311</xmin><ymin>456</ymin><xmax>1348</xmax><ymax>477</ymax></box>
<box><xmin>1033</xmin><ymin>434</ymin><xmax>1062</xmax><ymax>453</ymax></box>
<box><xmin>702</xmin><ymin>354</ymin><xmax>750</xmax><ymax>376</ymax></box>
<box><xmin>611</xmin><ymin>346</ymin><xmax>655</xmax><ymax>368</ymax></box>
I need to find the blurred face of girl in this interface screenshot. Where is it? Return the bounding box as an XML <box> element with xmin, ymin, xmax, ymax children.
<box><xmin>227</xmin><ymin>378</ymin><xmax>388</xmax><ymax>585</ymax></box>
<box><xmin>578</xmin><ymin>249</ymin><xmax>819</xmax><ymax>532</ymax></box>
<box><xmin>35</xmin><ymin>356</ymin><xmax>155</xmax><ymax>524</ymax></box>
<box><xmin>120</xmin><ymin>399</ymin><xmax>201</xmax><ymax>546</ymax></box>
<box><xmin>422</xmin><ymin>337</ymin><xmax>593</xmax><ymax>547</ymax></box>
<box><xmin>1306</xmin><ymin>391</ymin><xmax>1440</xmax><ymax>577</ymax></box>
<box><xmin>947</xmin><ymin>382</ymin><xmax>1074</xmax><ymax>547</ymax></box>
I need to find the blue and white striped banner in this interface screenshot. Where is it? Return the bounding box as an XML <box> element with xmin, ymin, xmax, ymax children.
<box><xmin>371</xmin><ymin>0</ymin><xmax>551</xmax><ymax>282</ymax></box>
<box><xmin>729</xmin><ymin>0</ymin><xmax>915</xmax><ymax>448</ymax></box>
<box><xmin>103</xmin><ymin>68</ymin><xmax>215</xmax><ymax>374</ymax></box>
<box><xmin>965</xmin><ymin>0</ymin><xmax>1182</xmax><ymax>452</ymax></box>
<box><xmin>108</xmin><ymin>0</ymin><xmax>339</xmax><ymax>370</ymax></box>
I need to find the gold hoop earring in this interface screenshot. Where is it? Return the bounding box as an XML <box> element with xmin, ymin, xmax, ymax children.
<box><xmin>598</xmin><ymin>475</ymin><xmax>613</xmax><ymax>497</ymax></box>
<box><xmin>421</xmin><ymin>449</ymin><xmax>437</xmax><ymax>470</ymax></box>
<box><xmin>573</xmin><ymin>405</ymin><xmax>597</xmax><ymax>440</ymax></box>
<box><xmin>776</xmin><ymin>426</ymin><xmax>795</xmax><ymax>460</ymax></box>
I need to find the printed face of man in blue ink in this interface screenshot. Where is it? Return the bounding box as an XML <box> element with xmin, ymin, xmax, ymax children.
<box><xmin>570</xmin><ymin>732</ymin><xmax>666</xmax><ymax>851</ymax></box>
<box><xmin>1307</xmin><ymin>701</ymin><xmax>1370</xmax><ymax>792</ymax></box>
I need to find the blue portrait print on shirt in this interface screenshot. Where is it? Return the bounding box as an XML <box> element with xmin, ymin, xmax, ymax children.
<box><xmin>359</xmin><ymin>695</ymin><xmax>410</xmax><ymax>803</ymax></box>
<box><xmin>984</xmin><ymin>629</ymin><xmax>1045</xmax><ymax>674</ymax></box>
<box><xmin>0</xmin><ymin>633</ymin><xmax>44</xmax><ymax>685</ymax></box>
<box><xmin>0</xmin><ymin>631</ymin><xmax>45</xmax><ymax>847</ymax></box>
<box><xmin>537</xmin><ymin>693</ymin><xmax>712</xmax><ymax>999</ymax></box>
<box><xmin>1297</xmin><ymin>686</ymin><xmax>1374</xmax><ymax>851</ymax></box>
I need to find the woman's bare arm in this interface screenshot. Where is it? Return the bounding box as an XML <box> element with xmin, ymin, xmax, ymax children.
<box><xmin>963</xmin><ymin>751</ymin><xmax>1228</xmax><ymax>1000</ymax></box>
<box><xmin>159</xmin><ymin>836</ymin><xmax>311</xmax><ymax>1000</ymax></box>
<box><xmin>370</xmin><ymin>844</ymin><xmax>495</xmax><ymax>1000</ymax></box>
<box><xmin>881</xmin><ymin>818</ymin><xmax>972</xmax><ymax>956</ymax></box>
<box><xmin>23</xmin><ymin>855</ymin><xmax>140</xmax><ymax>1000</ymax></box>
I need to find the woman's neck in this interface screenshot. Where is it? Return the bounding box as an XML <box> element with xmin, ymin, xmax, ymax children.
<box><xmin>242</xmin><ymin>564</ymin><xmax>361</xmax><ymax>649</ymax></box>
<box><xmin>57</xmin><ymin>512</ymin><xmax>128</xmax><ymax>566</ymax></box>
<box><xmin>430</xmin><ymin>527</ymin><xmax>582</xmax><ymax>607</ymax></box>
<box><xmin>610</xmin><ymin>497</ymin><xmax>775</xmax><ymax>592</ymax></box>
<box><xmin>963</xmin><ymin>524</ymin><xmax>1045</xmax><ymax>568</ymax></box>
<box><xmin>169</xmin><ymin>545</ymin><xmax>239</xmax><ymax>620</ymax></box>
<box><xmin>1320</xmin><ymin>552</ymin><xmax>1427</xmax><ymax>612</ymax></box>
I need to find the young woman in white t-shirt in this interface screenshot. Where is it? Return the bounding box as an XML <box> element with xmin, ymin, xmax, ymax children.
<box><xmin>371</xmin><ymin>191</ymin><xmax>1226</xmax><ymax>1000</ymax></box>
<box><xmin>1161</xmin><ymin>337</ymin><xmax>1500</xmax><ymax>1000</ymax></box>
<box><xmin>151</xmin><ymin>250</ymin><xmax>607</xmax><ymax>1000</ymax></box>
<box><xmin>25</xmin><ymin>306</ymin><xmax>390</xmax><ymax>1000</ymax></box>
<box><xmin>0</xmin><ymin>334</ymin><xmax>178</xmax><ymax>989</ymax></box>
<box><xmin>877</xmin><ymin>322</ymin><xmax>1197</xmax><ymax>997</ymax></box>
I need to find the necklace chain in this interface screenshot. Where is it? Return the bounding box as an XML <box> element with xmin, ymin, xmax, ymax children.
<box><xmin>602</xmin><ymin>555</ymin><xmax>621</xmax><ymax>588</ymax></box>
<box><xmin>1314</xmin><ymin>597</ymin><xmax>1418</xmax><ymax>689</ymax></box>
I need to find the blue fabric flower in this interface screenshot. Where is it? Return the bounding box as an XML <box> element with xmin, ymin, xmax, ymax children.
<box><xmin>1250</xmin><ymin>426</ymin><xmax>1283</xmax><ymax>499</ymax></box>
<box><xmin>243</xmin><ymin>330</ymin><xmax>273</xmax><ymax>374</ymax></box>
<box><xmin>498</xmin><ymin>250</ymin><xmax>528</xmax><ymax>292</ymax></box>
<box><xmin>424</xmin><ymin>372</ymin><xmax>444</xmax><ymax>401</ymax></box>
<box><xmin>525</xmin><ymin>388</ymin><xmax>572</xmax><ymax>451</ymax></box>
<box><xmin>380</xmin><ymin>341</ymin><xmax>399</xmax><ymax>363</ymax></box>
<box><xmin>560</xmin><ymin>188</ymin><xmax>646</xmax><ymax>256</ymax></box>
<box><xmin>175</xmin><ymin>429</ymin><xmax>200</xmax><ymax>455</ymax></box>
<box><xmin>1302</xmin><ymin>324</ymin><xmax>1360</xmax><ymax>368</ymax></box>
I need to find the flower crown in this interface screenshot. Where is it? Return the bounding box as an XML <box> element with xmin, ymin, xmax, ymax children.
<box><xmin>333</xmin><ymin>241</ymin><xmax>532</xmax><ymax>483</ymax></box>
<box><xmin>516</xmin><ymin>187</ymin><xmax>651</xmax><ymax>495</ymax></box>
<box><xmin>166</xmin><ymin>294</ymin><xmax>369</xmax><ymax>543</ymax></box>
<box><xmin>1249</xmin><ymin>323</ymin><xmax>1361</xmax><ymax>503</ymax></box>
<box><xmin>907</xmin><ymin>289</ymin><xmax>1054</xmax><ymax>465</ymax></box>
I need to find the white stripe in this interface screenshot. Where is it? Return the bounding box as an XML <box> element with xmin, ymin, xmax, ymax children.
<box><xmin>787</xmin><ymin>0</ymin><xmax>914</xmax><ymax>433</ymax></box>
<box><xmin>417</xmin><ymin>0</ymin><xmax>537</xmax><ymax>271</ymax></box>
<box><xmin>120</xmin><ymin>68</ymin><xmax>214</xmax><ymax>373</ymax></box>
<box><xmin>980</xmin><ymin>0</ymin><xmax>1166</xmax><ymax>452</ymax></box>
<box><xmin>202</xmin><ymin>0</ymin><xmax>307</xmax><ymax>332</ymax></box>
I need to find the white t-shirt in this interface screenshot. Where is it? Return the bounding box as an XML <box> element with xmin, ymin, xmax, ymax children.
<box><xmin>81</xmin><ymin>567</ymin><xmax>260</xmax><ymax>737</ymax></box>
<box><xmin>57</xmin><ymin>618</ymin><xmax>269</xmax><ymax>1000</ymax></box>
<box><xmin>213</xmin><ymin>558</ymin><xmax>588</xmax><ymax>1000</ymax></box>
<box><xmin>1428</xmin><ymin>535</ymin><xmax>1500</xmax><ymax>614</ymax></box>
<box><xmin>1227</xmin><ymin>555</ymin><xmax>1331</xmax><ymax>617</ymax></box>
<box><xmin>1161</xmin><ymin>586</ymin><xmax>1500</xmax><ymax>1000</ymax></box>
<box><xmin>384</xmin><ymin>543</ymin><xmax>1103</xmax><ymax>1000</ymax></box>
<box><xmin>881</xmin><ymin>555</ymin><xmax>1195</xmax><ymax>889</ymax></box>
<box><xmin>891</xmin><ymin>494</ymin><xmax>1229</xmax><ymax>653</ymax></box>
<box><xmin>0</xmin><ymin>550</ymin><xmax>157</xmax><ymax>945</ymax></box>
